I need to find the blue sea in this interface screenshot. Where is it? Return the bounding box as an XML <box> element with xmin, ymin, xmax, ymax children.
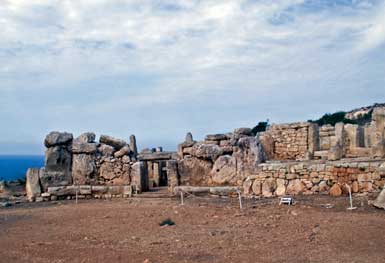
<box><xmin>0</xmin><ymin>155</ymin><xmax>45</xmax><ymax>181</ymax></box>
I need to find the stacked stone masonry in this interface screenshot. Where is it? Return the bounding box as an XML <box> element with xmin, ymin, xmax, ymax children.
<box><xmin>26</xmin><ymin>104</ymin><xmax>385</xmax><ymax>201</ymax></box>
<box><xmin>176</xmin><ymin>105</ymin><xmax>385</xmax><ymax>198</ymax></box>
<box><xmin>242</xmin><ymin>159</ymin><xmax>385</xmax><ymax>198</ymax></box>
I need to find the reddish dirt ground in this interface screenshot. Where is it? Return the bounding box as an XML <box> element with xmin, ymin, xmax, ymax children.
<box><xmin>0</xmin><ymin>195</ymin><xmax>384</xmax><ymax>263</ymax></box>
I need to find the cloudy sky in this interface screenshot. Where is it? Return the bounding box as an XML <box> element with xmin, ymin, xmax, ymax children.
<box><xmin>1</xmin><ymin>0</ymin><xmax>385</xmax><ymax>154</ymax></box>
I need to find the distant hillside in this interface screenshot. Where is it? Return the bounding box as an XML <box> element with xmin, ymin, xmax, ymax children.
<box><xmin>309</xmin><ymin>103</ymin><xmax>385</xmax><ymax>126</ymax></box>
<box><xmin>345</xmin><ymin>103</ymin><xmax>385</xmax><ymax>121</ymax></box>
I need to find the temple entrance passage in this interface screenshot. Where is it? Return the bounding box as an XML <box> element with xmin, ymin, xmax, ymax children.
<box><xmin>146</xmin><ymin>161</ymin><xmax>168</xmax><ymax>188</ymax></box>
<box><xmin>137</xmin><ymin>149</ymin><xmax>177</xmax><ymax>190</ymax></box>
<box><xmin>159</xmin><ymin>164</ymin><xmax>168</xmax><ymax>187</ymax></box>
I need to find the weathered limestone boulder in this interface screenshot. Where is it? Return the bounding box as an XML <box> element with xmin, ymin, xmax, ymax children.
<box><xmin>122</xmin><ymin>155</ymin><xmax>131</xmax><ymax>164</ymax></box>
<box><xmin>185</xmin><ymin>132</ymin><xmax>194</xmax><ymax>143</ymax></box>
<box><xmin>183</xmin><ymin>147</ymin><xmax>193</xmax><ymax>155</ymax></box>
<box><xmin>237</xmin><ymin>137</ymin><xmax>265</xmax><ymax>163</ymax></box>
<box><xmin>286</xmin><ymin>179</ymin><xmax>305</xmax><ymax>195</ymax></box>
<box><xmin>99</xmin><ymin>161</ymin><xmax>116</xmax><ymax>181</ymax></box>
<box><xmin>360</xmin><ymin>182</ymin><xmax>373</xmax><ymax>192</ymax></box>
<box><xmin>74</xmin><ymin>132</ymin><xmax>96</xmax><ymax>143</ymax></box>
<box><xmin>372</xmin><ymin>107</ymin><xmax>385</xmax><ymax>129</ymax></box>
<box><xmin>178</xmin><ymin>158</ymin><xmax>213</xmax><ymax>186</ymax></box>
<box><xmin>328</xmin><ymin>141</ymin><xmax>344</xmax><ymax>161</ymax></box>
<box><xmin>211</xmin><ymin>155</ymin><xmax>237</xmax><ymax>185</ymax></box>
<box><xmin>45</xmin><ymin>145</ymin><xmax>72</xmax><ymax>171</ymax></box>
<box><xmin>129</xmin><ymin>135</ymin><xmax>138</xmax><ymax>155</ymax></box>
<box><xmin>98</xmin><ymin>144</ymin><xmax>116</xmax><ymax>156</ymax></box>
<box><xmin>258</xmin><ymin>132</ymin><xmax>274</xmax><ymax>160</ymax></box>
<box><xmin>234</xmin><ymin>128</ymin><xmax>252</xmax><ymax>136</ymax></box>
<box><xmin>26</xmin><ymin>168</ymin><xmax>42</xmax><ymax>201</ymax></box>
<box><xmin>275</xmin><ymin>179</ymin><xmax>286</xmax><ymax>196</ymax></box>
<box><xmin>252</xmin><ymin>180</ymin><xmax>262</xmax><ymax>195</ymax></box>
<box><xmin>91</xmin><ymin>185</ymin><xmax>108</xmax><ymax>195</ymax></box>
<box><xmin>131</xmin><ymin>161</ymin><xmax>148</xmax><ymax>192</ymax></box>
<box><xmin>379</xmin><ymin>162</ymin><xmax>385</xmax><ymax>176</ymax></box>
<box><xmin>205</xmin><ymin>134</ymin><xmax>228</xmax><ymax>141</ymax></box>
<box><xmin>114</xmin><ymin>145</ymin><xmax>130</xmax><ymax>158</ymax></box>
<box><xmin>329</xmin><ymin>184</ymin><xmax>342</xmax><ymax>197</ymax></box>
<box><xmin>43</xmin><ymin>145</ymin><xmax>72</xmax><ymax>189</ymax></box>
<box><xmin>99</xmin><ymin>135</ymin><xmax>127</xmax><ymax>150</ymax></box>
<box><xmin>178</xmin><ymin>133</ymin><xmax>196</xmax><ymax>158</ymax></box>
<box><xmin>44</xmin><ymin>132</ymin><xmax>73</xmax><ymax>147</ymax></box>
<box><xmin>72</xmin><ymin>154</ymin><xmax>96</xmax><ymax>185</ymax></box>
<box><xmin>138</xmin><ymin>152</ymin><xmax>174</xmax><ymax>161</ymax></box>
<box><xmin>352</xmin><ymin>181</ymin><xmax>359</xmax><ymax>193</ymax></box>
<box><xmin>371</xmin><ymin>139</ymin><xmax>385</xmax><ymax>158</ymax></box>
<box><xmin>47</xmin><ymin>186</ymin><xmax>77</xmax><ymax>196</ymax></box>
<box><xmin>318</xmin><ymin>181</ymin><xmax>330</xmax><ymax>193</ymax></box>
<box><xmin>191</xmin><ymin>144</ymin><xmax>223</xmax><ymax>161</ymax></box>
<box><xmin>344</xmin><ymin>124</ymin><xmax>361</xmax><ymax>148</ymax></box>
<box><xmin>166</xmin><ymin>160</ymin><xmax>179</xmax><ymax>192</ymax></box>
<box><xmin>243</xmin><ymin>178</ymin><xmax>253</xmax><ymax>195</ymax></box>
<box><xmin>262</xmin><ymin>179</ymin><xmax>276</xmax><ymax>197</ymax></box>
<box><xmin>373</xmin><ymin>187</ymin><xmax>385</xmax><ymax>209</ymax></box>
<box><xmin>39</xmin><ymin>169</ymin><xmax>72</xmax><ymax>192</ymax></box>
<box><xmin>72</xmin><ymin>142</ymin><xmax>98</xmax><ymax>154</ymax></box>
<box><xmin>308</xmin><ymin>123</ymin><xmax>319</xmax><ymax>156</ymax></box>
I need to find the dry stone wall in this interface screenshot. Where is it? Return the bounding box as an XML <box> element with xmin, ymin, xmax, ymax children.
<box><xmin>243</xmin><ymin>159</ymin><xmax>385</xmax><ymax>198</ymax></box>
<box><xmin>262</xmin><ymin>122</ymin><xmax>312</xmax><ymax>161</ymax></box>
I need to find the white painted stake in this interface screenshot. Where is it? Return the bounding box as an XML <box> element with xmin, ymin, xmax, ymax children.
<box><xmin>346</xmin><ymin>184</ymin><xmax>356</xmax><ymax>210</ymax></box>
<box><xmin>180</xmin><ymin>191</ymin><xmax>184</xmax><ymax>205</ymax></box>
<box><xmin>76</xmin><ymin>186</ymin><xmax>78</xmax><ymax>205</ymax></box>
<box><xmin>237</xmin><ymin>190</ymin><xmax>243</xmax><ymax>210</ymax></box>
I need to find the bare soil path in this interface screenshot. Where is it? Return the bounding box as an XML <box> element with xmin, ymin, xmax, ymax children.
<box><xmin>0</xmin><ymin>195</ymin><xmax>384</xmax><ymax>263</ymax></box>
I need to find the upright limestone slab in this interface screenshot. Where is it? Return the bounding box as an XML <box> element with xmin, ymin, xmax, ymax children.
<box><xmin>26</xmin><ymin>168</ymin><xmax>42</xmax><ymax>201</ymax></box>
<box><xmin>166</xmin><ymin>160</ymin><xmax>179</xmax><ymax>192</ymax></box>
<box><xmin>131</xmin><ymin>161</ymin><xmax>148</xmax><ymax>193</ymax></box>
<box><xmin>42</xmin><ymin>132</ymin><xmax>73</xmax><ymax>191</ymax></box>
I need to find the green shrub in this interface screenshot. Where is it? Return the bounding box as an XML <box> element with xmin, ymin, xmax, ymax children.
<box><xmin>251</xmin><ymin>121</ymin><xmax>268</xmax><ymax>135</ymax></box>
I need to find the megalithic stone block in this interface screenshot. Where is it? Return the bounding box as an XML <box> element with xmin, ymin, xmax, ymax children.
<box><xmin>129</xmin><ymin>135</ymin><xmax>138</xmax><ymax>155</ymax></box>
<box><xmin>307</xmin><ymin>123</ymin><xmax>319</xmax><ymax>158</ymax></box>
<box><xmin>26</xmin><ymin>168</ymin><xmax>42</xmax><ymax>201</ymax></box>
<box><xmin>166</xmin><ymin>160</ymin><xmax>179</xmax><ymax>193</ymax></box>
<box><xmin>72</xmin><ymin>154</ymin><xmax>96</xmax><ymax>185</ymax></box>
<box><xmin>44</xmin><ymin>131</ymin><xmax>73</xmax><ymax>147</ymax></box>
<box><xmin>373</xmin><ymin>187</ymin><xmax>385</xmax><ymax>209</ymax></box>
<box><xmin>43</xmin><ymin>145</ymin><xmax>73</xmax><ymax>190</ymax></box>
<box><xmin>131</xmin><ymin>161</ymin><xmax>148</xmax><ymax>193</ymax></box>
<box><xmin>185</xmin><ymin>132</ymin><xmax>193</xmax><ymax>143</ymax></box>
<box><xmin>99</xmin><ymin>135</ymin><xmax>127</xmax><ymax>150</ymax></box>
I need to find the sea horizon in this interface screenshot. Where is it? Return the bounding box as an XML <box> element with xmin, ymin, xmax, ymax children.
<box><xmin>0</xmin><ymin>155</ymin><xmax>45</xmax><ymax>182</ymax></box>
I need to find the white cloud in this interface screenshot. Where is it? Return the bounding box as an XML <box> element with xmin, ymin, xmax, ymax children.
<box><xmin>357</xmin><ymin>2</ymin><xmax>385</xmax><ymax>51</ymax></box>
<box><xmin>0</xmin><ymin>0</ymin><xmax>385</xmax><ymax>152</ymax></box>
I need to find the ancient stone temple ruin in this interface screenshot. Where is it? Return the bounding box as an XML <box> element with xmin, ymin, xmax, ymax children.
<box><xmin>26</xmin><ymin>132</ymin><xmax>179</xmax><ymax>201</ymax></box>
<box><xmin>26</xmin><ymin>105</ymin><xmax>385</xmax><ymax>201</ymax></box>
<box><xmin>177</xmin><ymin>106</ymin><xmax>385</xmax><ymax>198</ymax></box>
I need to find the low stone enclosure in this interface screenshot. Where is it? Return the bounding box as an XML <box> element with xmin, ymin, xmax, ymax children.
<box><xmin>26</xmin><ymin>105</ymin><xmax>385</xmax><ymax>203</ymax></box>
